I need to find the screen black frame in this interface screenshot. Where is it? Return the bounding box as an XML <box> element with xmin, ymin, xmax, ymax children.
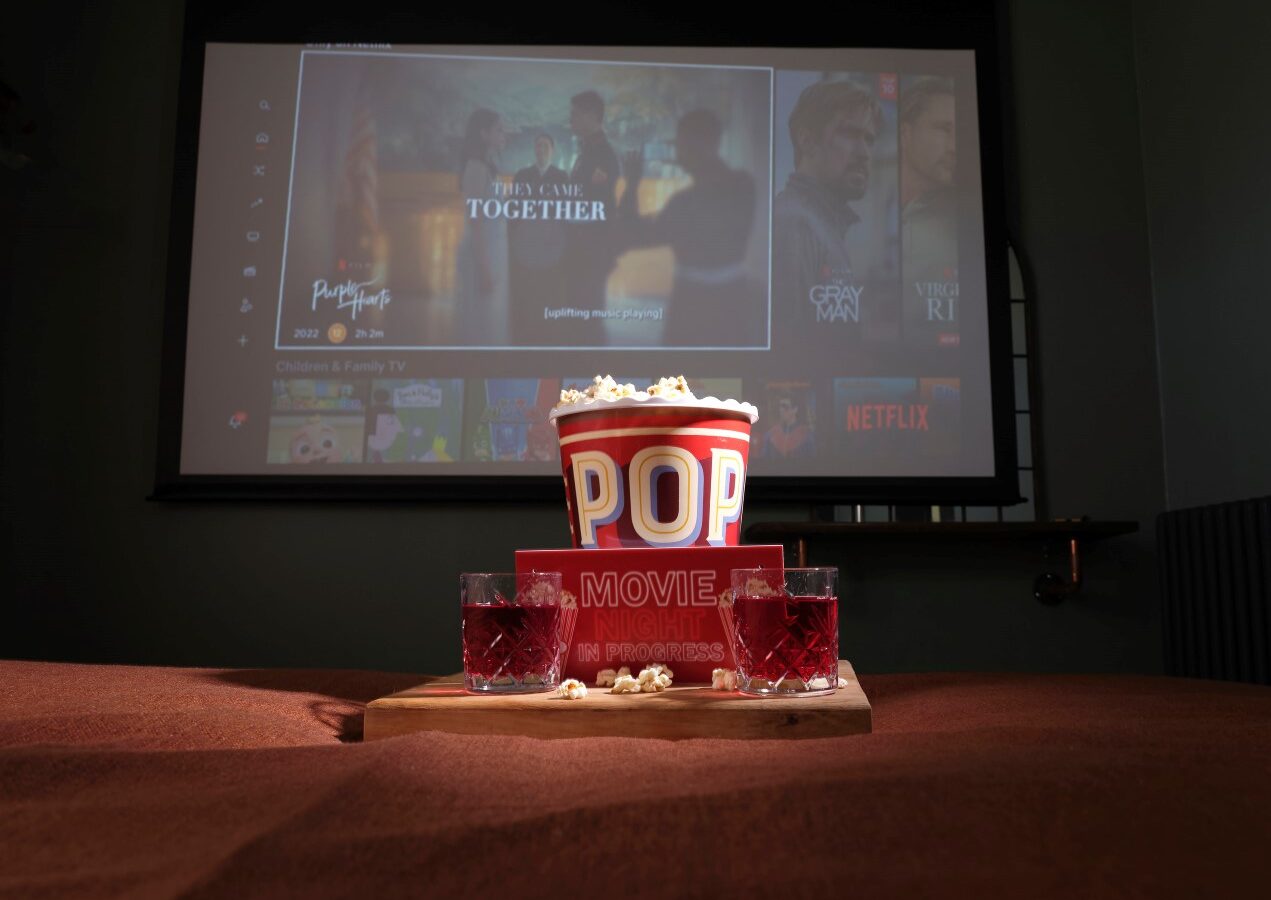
<box><xmin>153</xmin><ymin>0</ymin><xmax>1020</xmax><ymax>505</ymax></box>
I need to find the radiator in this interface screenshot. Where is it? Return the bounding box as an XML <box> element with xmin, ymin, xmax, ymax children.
<box><xmin>1157</xmin><ymin>496</ymin><xmax>1270</xmax><ymax>684</ymax></box>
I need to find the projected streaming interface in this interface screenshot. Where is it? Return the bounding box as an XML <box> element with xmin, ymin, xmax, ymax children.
<box><xmin>181</xmin><ymin>44</ymin><xmax>992</xmax><ymax>478</ymax></box>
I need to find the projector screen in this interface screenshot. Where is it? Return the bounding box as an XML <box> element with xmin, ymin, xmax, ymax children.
<box><xmin>168</xmin><ymin>41</ymin><xmax>1004</xmax><ymax>492</ymax></box>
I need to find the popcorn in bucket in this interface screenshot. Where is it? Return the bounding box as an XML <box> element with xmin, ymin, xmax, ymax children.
<box><xmin>550</xmin><ymin>377</ymin><xmax>759</xmax><ymax>549</ymax></box>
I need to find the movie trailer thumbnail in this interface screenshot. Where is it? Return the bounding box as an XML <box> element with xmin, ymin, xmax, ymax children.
<box><xmin>277</xmin><ymin>50</ymin><xmax>772</xmax><ymax>351</ymax></box>
<box><xmin>773</xmin><ymin>70</ymin><xmax>899</xmax><ymax>350</ymax></box>
<box><xmin>755</xmin><ymin>380</ymin><xmax>816</xmax><ymax>461</ymax></box>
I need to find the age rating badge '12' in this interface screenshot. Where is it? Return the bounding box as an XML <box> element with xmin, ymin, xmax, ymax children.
<box><xmin>327</xmin><ymin>323</ymin><xmax>347</xmax><ymax>344</ymax></box>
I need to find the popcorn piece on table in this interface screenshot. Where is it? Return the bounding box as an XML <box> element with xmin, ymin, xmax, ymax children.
<box><xmin>650</xmin><ymin>662</ymin><xmax>674</xmax><ymax>680</ymax></box>
<box><xmin>838</xmin><ymin>676</ymin><xmax>849</xmax><ymax>689</ymax></box>
<box><xmin>595</xmin><ymin>668</ymin><xmax>618</xmax><ymax>688</ymax></box>
<box><xmin>557</xmin><ymin>679</ymin><xmax>588</xmax><ymax>700</ymax></box>
<box><xmin>611</xmin><ymin>674</ymin><xmax>641</xmax><ymax>694</ymax></box>
<box><xmin>637</xmin><ymin>665</ymin><xmax>673</xmax><ymax>693</ymax></box>
<box><xmin>616</xmin><ymin>666</ymin><xmax>631</xmax><ymax>679</ymax></box>
<box><xmin>711</xmin><ymin>668</ymin><xmax>737</xmax><ymax>691</ymax></box>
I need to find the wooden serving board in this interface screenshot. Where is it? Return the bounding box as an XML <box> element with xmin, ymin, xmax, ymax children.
<box><xmin>364</xmin><ymin>660</ymin><xmax>870</xmax><ymax>741</ymax></box>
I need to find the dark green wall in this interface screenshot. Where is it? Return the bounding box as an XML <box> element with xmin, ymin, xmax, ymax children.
<box><xmin>2</xmin><ymin>1</ymin><xmax>1168</xmax><ymax>674</ymax></box>
<box><xmin>1134</xmin><ymin>0</ymin><xmax>1271</xmax><ymax>510</ymax></box>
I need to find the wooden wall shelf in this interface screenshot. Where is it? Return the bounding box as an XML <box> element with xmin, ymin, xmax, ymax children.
<box><xmin>744</xmin><ymin>520</ymin><xmax>1140</xmax><ymax>604</ymax></box>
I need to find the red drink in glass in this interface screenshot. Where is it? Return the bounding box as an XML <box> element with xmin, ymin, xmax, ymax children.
<box><xmin>724</xmin><ymin>567</ymin><xmax>839</xmax><ymax>696</ymax></box>
<box><xmin>460</xmin><ymin>572</ymin><xmax>567</xmax><ymax>694</ymax></box>
<box><xmin>731</xmin><ymin>594</ymin><xmax>838</xmax><ymax>686</ymax></box>
<box><xmin>462</xmin><ymin>603</ymin><xmax>562</xmax><ymax>685</ymax></box>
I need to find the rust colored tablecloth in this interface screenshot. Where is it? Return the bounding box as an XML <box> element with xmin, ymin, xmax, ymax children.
<box><xmin>1</xmin><ymin>660</ymin><xmax>1268</xmax><ymax>898</ymax></box>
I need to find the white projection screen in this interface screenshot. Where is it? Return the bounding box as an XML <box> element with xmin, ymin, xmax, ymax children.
<box><xmin>156</xmin><ymin>15</ymin><xmax>1018</xmax><ymax>503</ymax></box>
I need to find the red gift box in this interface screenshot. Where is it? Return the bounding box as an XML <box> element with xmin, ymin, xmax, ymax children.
<box><xmin>516</xmin><ymin>544</ymin><xmax>783</xmax><ymax>683</ymax></box>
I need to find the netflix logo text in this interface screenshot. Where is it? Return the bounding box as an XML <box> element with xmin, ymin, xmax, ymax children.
<box><xmin>844</xmin><ymin>404</ymin><xmax>930</xmax><ymax>431</ymax></box>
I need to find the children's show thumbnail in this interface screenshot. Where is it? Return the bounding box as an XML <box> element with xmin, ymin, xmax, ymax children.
<box><xmin>365</xmin><ymin>379</ymin><xmax>465</xmax><ymax>463</ymax></box>
<box><xmin>464</xmin><ymin>379</ymin><xmax>559</xmax><ymax>462</ymax></box>
<box><xmin>773</xmin><ymin>71</ymin><xmax>899</xmax><ymax>350</ymax></box>
<box><xmin>271</xmin><ymin>379</ymin><xmax>367</xmax><ymax>411</ymax></box>
<box><xmin>279</xmin><ymin>51</ymin><xmax>772</xmax><ymax>350</ymax></box>
<box><xmin>266</xmin><ymin>415</ymin><xmax>366</xmax><ymax>465</ymax></box>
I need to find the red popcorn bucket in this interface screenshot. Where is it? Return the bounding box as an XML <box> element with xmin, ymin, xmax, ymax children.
<box><xmin>551</xmin><ymin>400</ymin><xmax>757</xmax><ymax>549</ymax></box>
